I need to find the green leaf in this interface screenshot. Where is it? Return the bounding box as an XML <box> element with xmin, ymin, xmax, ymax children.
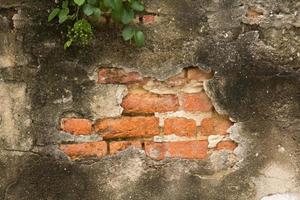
<box><xmin>121</xmin><ymin>9</ymin><xmax>134</xmax><ymax>24</ymax></box>
<box><xmin>83</xmin><ymin>4</ymin><xmax>94</xmax><ymax>16</ymax></box>
<box><xmin>58</xmin><ymin>8</ymin><xmax>69</xmax><ymax>23</ymax></box>
<box><xmin>64</xmin><ymin>40</ymin><xmax>73</xmax><ymax>49</ymax></box>
<box><xmin>48</xmin><ymin>8</ymin><xmax>60</xmax><ymax>22</ymax></box>
<box><xmin>131</xmin><ymin>1</ymin><xmax>144</xmax><ymax>11</ymax></box>
<box><xmin>122</xmin><ymin>26</ymin><xmax>134</xmax><ymax>41</ymax></box>
<box><xmin>62</xmin><ymin>0</ymin><xmax>69</xmax><ymax>8</ymax></box>
<box><xmin>103</xmin><ymin>0</ymin><xmax>113</xmax><ymax>8</ymax></box>
<box><xmin>93</xmin><ymin>8</ymin><xmax>101</xmax><ymax>19</ymax></box>
<box><xmin>74</xmin><ymin>0</ymin><xmax>85</xmax><ymax>6</ymax></box>
<box><xmin>87</xmin><ymin>0</ymin><xmax>97</xmax><ymax>5</ymax></box>
<box><xmin>134</xmin><ymin>30</ymin><xmax>144</xmax><ymax>47</ymax></box>
<box><xmin>112</xmin><ymin>0</ymin><xmax>122</xmax><ymax>11</ymax></box>
<box><xmin>59</xmin><ymin>14</ymin><xmax>68</xmax><ymax>23</ymax></box>
<box><xmin>111</xmin><ymin>8</ymin><xmax>122</xmax><ymax>22</ymax></box>
<box><xmin>59</xmin><ymin>8</ymin><xmax>69</xmax><ymax>17</ymax></box>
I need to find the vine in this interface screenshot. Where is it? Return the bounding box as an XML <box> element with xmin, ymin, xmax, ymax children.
<box><xmin>48</xmin><ymin>0</ymin><xmax>145</xmax><ymax>49</ymax></box>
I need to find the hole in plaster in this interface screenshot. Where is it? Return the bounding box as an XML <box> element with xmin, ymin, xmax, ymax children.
<box><xmin>56</xmin><ymin>66</ymin><xmax>242</xmax><ymax>173</ymax></box>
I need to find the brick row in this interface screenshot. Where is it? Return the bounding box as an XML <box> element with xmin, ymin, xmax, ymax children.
<box><xmin>145</xmin><ymin>141</ymin><xmax>208</xmax><ymax>160</ymax></box>
<box><xmin>60</xmin><ymin>115</ymin><xmax>232</xmax><ymax>138</ymax></box>
<box><xmin>98</xmin><ymin>67</ymin><xmax>212</xmax><ymax>85</ymax></box>
<box><xmin>94</xmin><ymin>116</ymin><xmax>160</xmax><ymax>139</ymax></box>
<box><xmin>59</xmin><ymin>139</ymin><xmax>237</xmax><ymax>160</ymax></box>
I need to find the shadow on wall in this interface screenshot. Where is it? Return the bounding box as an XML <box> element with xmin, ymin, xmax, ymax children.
<box><xmin>4</xmin><ymin>156</ymin><xmax>90</xmax><ymax>200</ymax></box>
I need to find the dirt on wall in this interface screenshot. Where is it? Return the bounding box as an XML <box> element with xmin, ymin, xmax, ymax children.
<box><xmin>0</xmin><ymin>0</ymin><xmax>299</xmax><ymax>200</ymax></box>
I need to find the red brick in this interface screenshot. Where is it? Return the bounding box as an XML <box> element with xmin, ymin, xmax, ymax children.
<box><xmin>216</xmin><ymin>141</ymin><xmax>237</xmax><ymax>151</ymax></box>
<box><xmin>60</xmin><ymin>142</ymin><xmax>107</xmax><ymax>160</ymax></box>
<box><xmin>145</xmin><ymin>141</ymin><xmax>208</xmax><ymax>160</ymax></box>
<box><xmin>98</xmin><ymin>68</ymin><xmax>143</xmax><ymax>84</ymax></box>
<box><xmin>200</xmin><ymin>114</ymin><xmax>233</xmax><ymax>136</ymax></box>
<box><xmin>109</xmin><ymin>141</ymin><xmax>142</xmax><ymax>155</ymax></box>
<box><xmin>164</xmin><ymin>118</ymin><xmax>196</xmax><ymax>137</ymax></box>
<box><xmin>145</xmin><ymin>142</ymin><xmax>166</xmax><ymax>160</ymax></box>
<box><xmin>95</xmin><ymin>116</ymin><xmax>160</xmax><ymax>139</ymax></box>
<box><xmin>60</xmin><ymin>118</ymin><xmax>92</xmax><ymax>135</ymax></box>
<box><xmin>121</xmin><ymin>92</ymin><xmax>179</xmax><ymax>113</ymax></box>
<box><xmin>181</xmin><ymin>93</ymin><xmax>213</xmax><ymax>112</ymax></box>
<box><xmin>142</xmin><ymin>15</ymin><xmax>156</xmax><ymax>24</ymax></box>
<box><xmin>187</xmin><ymin>67</ymin><xmax>213</xmax><ymax>81</ymax></box>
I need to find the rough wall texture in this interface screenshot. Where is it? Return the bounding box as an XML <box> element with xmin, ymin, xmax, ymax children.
<box><xmin>0</xmin><ymin>0</ymin><xmax>299</xmax><ymax>200</ymax></box>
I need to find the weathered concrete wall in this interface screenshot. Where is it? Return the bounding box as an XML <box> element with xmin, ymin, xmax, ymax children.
<box><xmin>0</xmin><ymin>0</ymin><xmax>299</xmax><ymax>200</ymax></box>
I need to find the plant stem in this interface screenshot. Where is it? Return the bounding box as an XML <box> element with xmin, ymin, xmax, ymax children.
<box><xmin>75</xmin><ymin>6</ymin><xmax>80</xmax><ymax>20</ymax></box>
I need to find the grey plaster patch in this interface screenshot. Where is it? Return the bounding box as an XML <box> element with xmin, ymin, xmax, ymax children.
<box><xmin>209</xmin><ymin>150</ymin><xmax>238</xmax><ymax>171</ymax></box>
<box><xmin>228</xmin><ymin>123</ymin><xmax>249</xmax><ymax>161</ymax></box>
<box><xmin>0</xmin><ymin>150</ymin><xmax>28</xmax><ymax>200</ymax></box>
<box><xmin>89</xmin><ymin>84</ymin><xmax>127</xmax><ymax>119</ymax></box>
<box><xmin>0</xmin><ymin>31</ymin><xmax>30</xmax><ymax>68</ymax></box>
<box><xmin>261</xmin><ymin>193</ymin><xmax>300</xmax><ymax>200</ymax></box>
<box><xmin>56</xmin><ymin>132</ymin><xmax>103</xmax><ymax>143</ymax></box>
<box><xmin>143</xmin><ymin>79</ymin><xmax>204</xmax><ymax>94</ymax></box>
<box><xmin>106</xmin><ymin>156</ymin><xmax>144</xmax><ymax>189</ymax></box>
<box><xmin>0</xmin><ymin>82</ymin><xmax>32</xmax><ymax>151</ymax></box>
<box><xmin>0</xmin><ymin>33</ymin><xmax>17</xmax><ymax>68</ymax></box>
<box><xmin>208</xmin><ymin>135</ymin><xmax>224</xmax><ymax>148</ymax></box>
<box><xmin>12</xmin><ymin>9</ymin><xmax>29</xmax><ymax>30</ymax></box>
<box><xmin>253</xmin><ymin>162</ymin><xmax>300</xmax><ymax>200</ymax></box>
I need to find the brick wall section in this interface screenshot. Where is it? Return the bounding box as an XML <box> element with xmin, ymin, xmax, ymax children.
<box><xmin>59</xmin><ymin>67</ymin><xmax>237</xmax><ymax>160</ymax></box>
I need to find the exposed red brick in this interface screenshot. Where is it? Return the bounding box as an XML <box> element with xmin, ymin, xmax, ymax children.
<box><xmin>142</xmin><ymin>15</ymin><xmax>156</xmax><ymax>24</ymax></box>
<box><xmin>216</xmin><ymin>141</ymin><xmax>237</xmax><ymax>151</ymax></box>
<box><xmin>144</xmin><ymin>142</ymin><xmax>166</xmax><ymax>160</ymax></box>
<box><xmin>98</xmin><ymin>68</ymin><xmax>143</xmax><ymax>84</ymax></box>
<box><xmin>145</xmin><ymin>141</ymin><xmax>208</xmax><ymax>160</ymax></box>
<box><xmin>200</xmin><ymin>114</ymin><xmax>233</xmax><ymax>136</ymax></box>
<box><xmin>186</xmin><ymin>67</ymin><xmax>213</xmax><ymax>81</ymax></box>
<box><xmin>95</xmin><ymin>116</ymin><xmax>160</xmax><ymax>139</ymax></box>
<box><xmin>121</xmin><ymin>92</ymin><xmax>179</xmax><ymax>113</ymax></box>
<box><xmin>109</xmin><ymin>141</ymin><xmax>142</xmax><ymax>155</ymax></box>
<box><xmin>181</xmin><ymin>93</ymin><xmax>213</xmax><ymax>112</ymax></box>
<box><xmin>164</xmin><ymin>118</ymin><xmax>196</xmax><ymax>137</ymax></box>
<box><xmin>60</xmin><ymin>118</ymin><xmax>92</xmax><ymax>135</ymax></box>
<box><xmin>60</xmin><ymin>142</ymin><xmax>107</xmax><ymax>160</ymax></box>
